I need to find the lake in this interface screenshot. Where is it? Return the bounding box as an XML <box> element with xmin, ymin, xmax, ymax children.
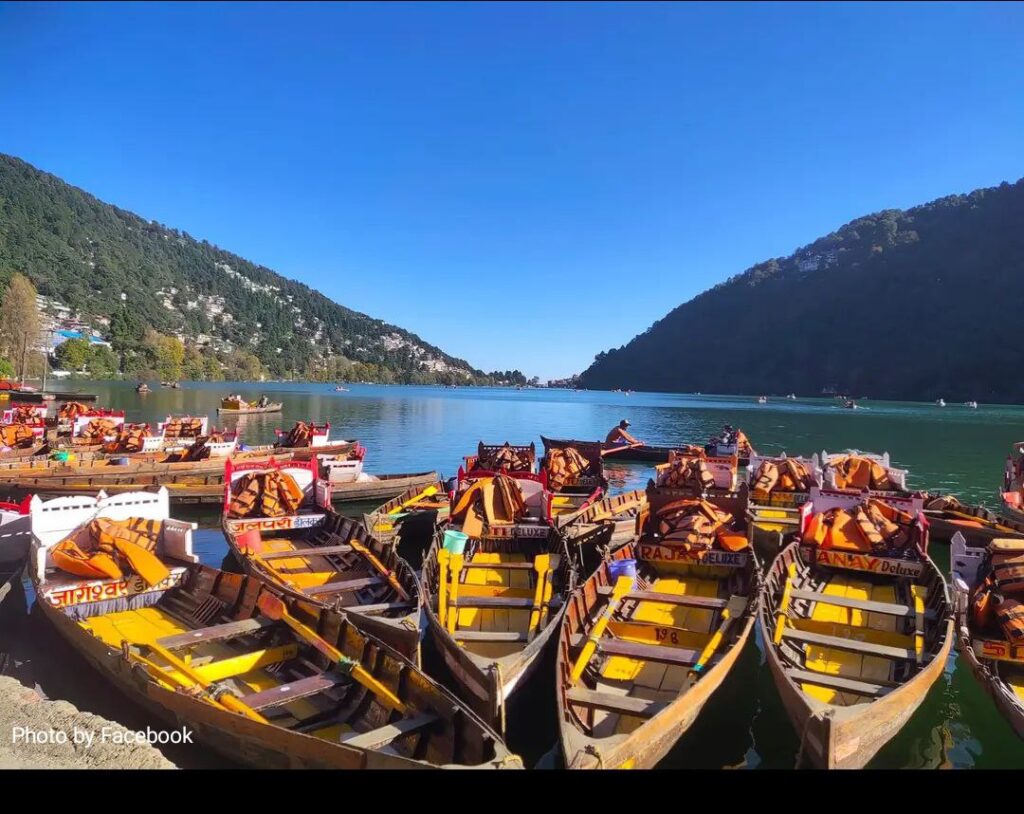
<box><xmin>7</xmin><ymin>381</ymin><xmax>1024</xmax><ymax>768</ymax></box>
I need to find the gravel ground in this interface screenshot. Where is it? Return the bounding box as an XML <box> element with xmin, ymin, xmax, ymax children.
<box><xmin>0</xmin><ymin>676</ymin><xmax>177</xmax><ymax>769</ymax></box>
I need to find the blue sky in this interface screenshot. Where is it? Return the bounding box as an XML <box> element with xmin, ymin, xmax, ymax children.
<box><xmin>1</xmin><ymin>2</ymin><xmax>1022</xmax><ymax>380</ymax></box>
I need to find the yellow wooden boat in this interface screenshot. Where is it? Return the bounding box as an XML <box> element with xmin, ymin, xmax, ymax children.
<box><xmin>759</xmin><ymin>493</ymin><xmax>952</xmax><ymax>768</ymax></box>
<box><xmin>361</xmin><ymin>480</ymin><xmax>450</xmax><ymax>568</ymax></box>
<box><xmin>556</xmin><ymin>499</ymin><xmax>757</xmax><ymax>768</ymax></box>
<box><xmin>222</xmin><ymin>458</ymin><xmax>422</xmax><ymax>663</ymax></box>
<box><xmin>27</xmin><ymin>488</ymin><xmax>519</xmax><ymax>769</ymax></box>
<box><xmin>951</xmin><ymin>533</ymin><xmax>1024</xmax><ymax>740</ymax></box>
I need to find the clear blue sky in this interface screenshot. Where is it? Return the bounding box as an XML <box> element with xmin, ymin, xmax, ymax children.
<box><xmin>2</xmin><ymin>2</ymin><xmax>1022</xmax><ymax>380</ymax></box>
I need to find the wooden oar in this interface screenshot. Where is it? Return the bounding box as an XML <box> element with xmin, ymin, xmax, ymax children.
<box><xmin>346</xmin><ymin>536</ymin><xmax>412</xmax><ymax>602</ymax></box>
<box><xmin>569</xmin><ymin>575</ymin><xmax>634</xmax><ymax>684</ymax></box>
<box><xmin>387</xmin><ymin>485</ymin><xmax>440</xmax><ymax>515</ymax></box>
<box><xmin>132</xmin><ymin>642</ymin><xmax>269</xmax><ymax>723</ymax></box>
<box><xmin>257</xmin><ymin>592</ymin><xmax>407</xmax><ymax>713</ymax></box>
<box><xmin>600</xmin><ymin>442</ymin><xmax>645</xmax><ymax>458</ymax></box>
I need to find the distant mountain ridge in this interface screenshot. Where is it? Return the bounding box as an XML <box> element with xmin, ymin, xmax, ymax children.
<box><xmin>580</xmin><ymin>177</ymin><xmax>1024</xmax><ymax>403</ymax></box>
<box><xmin>0</xmin><ymin>153</ymin><xmax>492</xmax><ymax>383</ymax></box>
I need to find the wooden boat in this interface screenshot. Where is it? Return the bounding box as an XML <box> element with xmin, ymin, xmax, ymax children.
<box><xmin>745</xmin><ymin>454</ymin><xmax>822</xmax><ymax>555</ymax></box>
<box><xmin>362</xmin><ymin>480</ymin><xmax>450</xmax><ymax>552</ymax></box>
<box><xmin>330</xmin><ymin>471</ymin><xmax>440</xmax><ymax>505</ymax></box>
<box><xmin>27</xmin><ymin>489</ymin><xmax>519</xmax><ymax>769</ymax></box>
<box><xmin>759</xmin><ymin>491</ymin><xmax>952</xmax><ymax>768</ymax></box>
<box><xmin>218</xmin><ymin>397</ymin><xmax>283</xmax><ymax>415</ymax></box>
<box><xmin>0</xmin><ymin>440</ymin><xmax>48</xmax><ymax>461</ymax></box>
<box><xmin>464</xmin><ymin>442</ymin><xmax>537</xmax><ymax>475</ymax></box>
<box><xmin>557</xmin><ymin>525</ymin><xmax>758</xmax><ymax>769</ymax></box>
<box><xmin>136</xmin><ymin>383</ymin><xmax>150</xmax><ymax>393</ymax></box>
<box><xmin>221</xmin><ymin>457</ymin><xmax>422</xmax><ymax>662</ymax></box>
<box><xmin>555</xmin><ymin>489</ymin><xmax>647</xmax><ymax>567</ymax></box>
<box><xmin>0</xmin><ymin>499</ymin><xmax>32</xmax><ymax>609</ymax></box>
<box><xmin>925</xmin><ymin>498</ymin><xmax>1024</xmax><ymax>546</ymax></box>
<box><xmin>950</xmin><ymin>533</ymin><xmax>1024</xmax><ymax>740</ymax></box>
<box><xmin>542</xmin><ymin>435</ymin><xmax>677</xmax><ymax>464</ymax></box>
<box><xmin>423</xmin><ymin>525</ymin><xmax>573</xmax><ymax>730</ymax></box>
<box><xmin>538</xmin><ymin>440</ymin><xmax>607</xmax><ymax>522</ymax></box>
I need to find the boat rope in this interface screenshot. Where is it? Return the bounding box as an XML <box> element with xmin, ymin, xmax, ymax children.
<box><xmin>794</xmin><ymin>708</ymin><xmax>829</xmax><ymax>769</ymax></box>
<box><xmin>582</xmin><ymin>744</ymin><xmax>605</xmax><ymax>768</ymax></box>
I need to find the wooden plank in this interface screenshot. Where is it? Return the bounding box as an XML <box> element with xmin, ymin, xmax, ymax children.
<box><xmin>244</xmin><ymin>674</ymin><xmax>347</xmax><ymax>711</ymax></box>
<box><xmin>453</xmin><ymin>631</ymin><xmax>529</xmax><ymax>643</ymax></box>
<box><xmin>156</xmin><ymin>618</ymin><xmax>275</xmax><ymax>650</ymax></box>
<box><xmin>568</xmin><ymin>634</ymin><xmax>699</xmax><ymax>667</ymax></box>
<box><xmin>259</xmin><ymin>545</ymin><xmax>353</xmax><ymax>560</ymax></box>
<box><xmin>565</xmin><ymin>687</ymin><xmax>668</xmax><ymax>719</ymax></box>
<box><xmin>785</xmin><ymin>667</ymin><xmax>893</xmax><ymax>698</ymax></box>
<box><xmin>782</xmin><ymin>628</ymin><xmax>915</xmax><ymax>660</ymax></box>
<box><xmin>303</xmin><ymin>577</ymin><xmax>384</xmax><ymax>596</ymax></box>
<box><xmin>344</xmin><ymin>601</ymin><xmax>415</xmax><ymax>614</ymax></box>
<box><xmin>339</xmin><ymin>713</ymin><xmax>438</xmax><ymax>750</ymax></box>
<box><xmin>789</xmin><ymin>588</ymin><xmax>937</xmax><ymax>620</ymax></box>
<box><xmin>450</xmin><ymin>596</ymin><xmax>539</xmax><ymax>609</ymax></box>
<box><xmin>596</xmin><ymin>585</ymin><xmax>728</xmax><ymax>610</ymax></box>
<box><xmin>460</xmin><ymin>561</ymin><xmax>537</xmax><ymax>571</ymax></box>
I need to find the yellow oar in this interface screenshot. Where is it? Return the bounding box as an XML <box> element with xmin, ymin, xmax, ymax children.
<box><xmin>388</xmin><ymin>485</ymin><xmax>440</xmax><ymax>515</ymax></box>
<box><xmin>134</xmin><ymin>642</ymin><xmax>269</xmax><ymax>723</ymax></box>
<box><xmin>569</xmin><ymin>575</ymin><xmax>634</xmax><ymax>684</ymax></box>
<box><xmin>347</xmin><ymin>536</ymin><xmax>411</xmax><ymax>602</ymax></box>
<box><xmin>257</xmin><ymin>592</ymin><xmax>407</xmax><ymax>713</ymax></box>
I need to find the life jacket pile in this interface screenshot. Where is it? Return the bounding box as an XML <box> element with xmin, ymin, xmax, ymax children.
<box><xmin>228</xmin><ymin>471</ymin><xmax>306</xmax><ymax>518</ymax></box>
<box><xmin>58</xmin><ymin>402</ymin><xmax>90</xmax><ymax>421</ymax></box>
<box><xmin>0</xmin><ymin>423</ymin><xmax>36</xmax><ymax>448</ymax></box>
<box><xmin>280</xmin><ymin>422</ymin><xmax>315</xmax><ymax>448</ymax></box>
<box><xmin>970</xmin><ymin>539</ymin><xmax>1024</xmax><ymax>644</ymax></box>
<box><xmin>450</xmin><ymin>473</ymin><xmax>529</xmax><ymax>537</ymax></box>
<box><xmin>830</xmin><ymin>455</ymin><xmax>894</xmax><ymax>491</ymax></box>
<box><xmin>102</xmin><ymin>423</ymin><xmax>150</xmax><ymax>454</ymax></box>
<box><xmin>657</xmin><ymin>455</ymin><xmax>715</xmax><ymax>491</ymax></box>
<box><xmin>751</xmin><ymin>458</ymin><xmax>812</xmax><ymax>499</ymax></box>
<box><xmin>180</xmin><ymin>433</ymin><xmax>224</xmax><ymax>462</ymax></box>
<box><xmin>74</xmin><ymin>418</ymin><xmax>120</xmax><ymax>445</ymax></box>
<box><xmin>652</xmin><ymin>498</ymin><xmax>749</xmax><ymax>554</ymax></box>
<box><xmin>163</xmin><ymin>417</ymin><xmax>204</xmax><ymax>439</ymax></box>
<box><xmin>11</xmin><ymin>405</ymin><xmax>39</xmax><ymax>424</ymax></box>
<box><xmin>475</xmin><ymin>443</ymin><xmax>533</xmax><ymax>473</ymax></box>
<box><xmin>924</xmin><ymin>494</ymin><xmax>963</xmax><ymax>511</ymax></box>
<box><xmin>802</xmin><ymin>498</ymin><xmax>918</xmax><ymax>557</ymax></box>
<box><xmin>51</xmin><ymin>517</ymin><xmax>170</xmax><ymax>587</ymax></box>
<box><xmin>544</xmin><ymin>446</ymin><xmax>591</xmax><ymax>491</ymax></box>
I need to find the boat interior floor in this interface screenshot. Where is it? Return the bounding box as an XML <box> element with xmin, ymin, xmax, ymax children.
<box><xmin>442</xmin><ymin>549</ymin><xmax>558</xmax><ymax>660</ymax></box>
<box><xmin>247</xmin><ymin>531</ymin><xmax>405</xmax><ymax>614</ymax></box>
<box><xmin>779</xmin><ymin>570</ymin><xmax>921</xmax><ymax>706</ymax></box>
<box><xmin>575</xmin><ymin>562</ymin><xmax>740</xmax><ymax>738</ymax></box>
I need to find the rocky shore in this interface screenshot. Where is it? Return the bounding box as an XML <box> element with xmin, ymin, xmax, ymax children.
<box><xmin>0</xmin><ymin>676</ymin><xmax>176</xmax><ymax>769</ymax></box>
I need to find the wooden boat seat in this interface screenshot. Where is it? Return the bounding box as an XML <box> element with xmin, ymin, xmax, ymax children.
<box><xmin>453</xmin><ymin>631</ymin><xmax>528</xmax><ymax>643</ymax></box>
<box><xmin>243</xmin><ymin>673</ymin><xmax>348</xmax><ymax>711</ymax></box>
<box><xmin>185</xmin><ymin>645</ymin><xmax>299</xmax><ymax>682</ymax></box>
<box><xmin>596</xmin><ymin>585</ymin><xmax>728</xmax><ymax>610</ymax></box>
<box><xmin>460</xmin><ymin>561</ymin><xmax>537</xmax><ymax>571</ymax></box>
<box><xmin>568</xmin><ymin>633</ymin><xmax>699</xmax><ymax>667</ymax></box>
<box><xmin>565</xmin><ymin>687</ymin><xmax>667</xmax><ymax>719</ymax></box>
<box><xmin>790</xmin><ymin>588</ymin><xmax>937</xmax><ymax>620</ymax></box>
<box><xmin>157</xmin><ymin>617</ymin><xmax>277</xmax><ymax>650</ymax></box>
<box><xmin>339</xmin><ymin>713</ymin><xmax>439</xmax><ymax>750</ymax></box>
<box><xmin>259</xmin><ymin>545</ymin><xmax>353</xmax><ymax>560</ymax></box>
<box><xmin>345</xmin><ymin>601</ymin><xmax>415</xmax><ymax>614</ymax></box>
<box><xmin>450</xmin><ymin>596</ymin><xmax>542</xmax><ymax>609</ymax></box>
<box><xmin>781</xmin><ymin>628</ymin><xmax>915</xmax><ymax>660</ymax></box>
<box><xmin>785</xmin><ymin>667</ymin><xmax>893</xmax><ymax>698</ymax></box>
<box><xmin>303</xmin><ymin>576</ymin><xmax>385</xmax><ymax>596</ymax></box>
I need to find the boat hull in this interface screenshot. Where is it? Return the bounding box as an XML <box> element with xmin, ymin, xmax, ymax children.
<box><xmin>541</xmin><ymin>436</ymin><xmax>677</xmax><ymax>464</ymax></box>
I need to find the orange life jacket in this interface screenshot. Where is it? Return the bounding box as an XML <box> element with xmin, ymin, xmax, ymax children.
<box><xmin>0</xmin><ymin>423</ymin><xmax>35</xmax><ymax>448</ymax></box>
<box><xmin>545</xmin><ymin>447</ymin><xmax>590</xmax><ymax>491</ymax></box>
<box><xmin>971</xmin><ymin>576</ymin><xmax>997</xmax><ymax>630</ymax></box>
<box><xmin>996</xmin><ymin>598</ymin><xmax>1024</xmax><ymax>643</ymax></box>
<box><xmin>228</xmin><ymin>471</ymin><xmax>305</xmax><ymax>518</ymax></box>
<box><xmin>51</xmin><ymin>517</ymin><xmax>169</xmax><ymax>586</ymax></box>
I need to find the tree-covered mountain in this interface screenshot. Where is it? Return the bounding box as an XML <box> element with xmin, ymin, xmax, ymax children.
<box><xmin>581</xmin><ymin>178</ymin><xmax>1024</xmax><ymax>403</ymax></box>
<box><xmin>0</xmin><ymin>153</ymin><xmax>495</xmax><ymax>383</ymax></box>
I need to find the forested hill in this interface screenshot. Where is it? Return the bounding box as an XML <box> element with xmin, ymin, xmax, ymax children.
<box><xmin>580</xmin><ymin>177</ymin><xmax>1024</xmax><ymax>402</ymax></box>
<box><xmin>0</xmin><ymin>153</ymin><xmax>492</xmax><ymax>383</ymax></box>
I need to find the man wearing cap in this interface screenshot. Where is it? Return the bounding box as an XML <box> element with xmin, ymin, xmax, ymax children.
<box><xmin>606</xmin><ymin>419</ymin><xmax>642</xmax><ymax>446</ymax></box>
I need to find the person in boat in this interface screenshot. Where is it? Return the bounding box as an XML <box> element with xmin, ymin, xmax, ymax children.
<box><xmin>257</xmin><ymin>395</ymin><xmax>269</xmax><ymax>408</ymax></box>
<box><xmin>606</xmin><ymin>419</ymin><xmax>642</xmax><ymax>446</ymax></box>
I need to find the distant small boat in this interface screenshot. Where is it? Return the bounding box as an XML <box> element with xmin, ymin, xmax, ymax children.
<box><xmin>936</xmin><ymin>399</ymin><xmax>946</xmax><ymax>407</ymax></box>
<box><xmin>842</xmin><ymin>399</ymin><xmax>859</xmax><ymax>410</ymax></box>
<box><xmin>757</xmin><ymin>396</ymin><xmax>768</xmax><ymax>404</ymax></box>
<box><xmin>136</xmin><ymin>383</ymin><xmax>150</xmax><ymax>393</ymax></box>
<box><xmin>334</xmin><ymin>386</ymin><xmax>349</xmax><ymax>392</ymax></box>
<box><xmin>965</xmin><ymin>400</ymin><xmax>978</xmax><ymax>409</ymax></box>
<box><xmin>217</xmin><ymin>397</ymin><xmax>282</xmax><ymax>415</ymax></box>
<box><xmin>160</xmin><ymin>381</ymin><xmax>180</xmax><ymax>389</ymax></box>
<box><xmin>786</xmin><ymin>393</ymin><xmax>797</xmax><ymax>400</ymax></box>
